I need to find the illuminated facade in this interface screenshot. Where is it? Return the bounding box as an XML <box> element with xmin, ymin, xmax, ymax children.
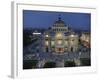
<box><xmin>80</xmin><ymin>32</ymin><xmax>90</xmax><ymax>48</ymax></box>
<box><xmin>43</xmin><ymin>16</ymin><xmax>79</xmax><ymax>54</ymax></box>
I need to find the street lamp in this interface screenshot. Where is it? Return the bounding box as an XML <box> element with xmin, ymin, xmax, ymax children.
<box><xmin>79</xmin><ymin>51</ymin><xmax>81</xmax><ymax>59</ymax></box>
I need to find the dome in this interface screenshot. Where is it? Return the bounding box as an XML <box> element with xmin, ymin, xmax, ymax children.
<box><xmin>55</xmin><ymin>17</ymin><xmax>65</xmax><ymax>24</ymax></box>
<box><xmin>53</xmin><ymin>16</ymin><xmax>66</xmax><ymax>27</ymax></box>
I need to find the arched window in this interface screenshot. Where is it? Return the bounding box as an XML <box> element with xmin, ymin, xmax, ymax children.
<box><xmin>56</xmin><ymin>33</ymin><xmax>63</xmax><ymax>39</ymax></box>
<box><xmin>46</xmin><ymin>47</ymin><xmax>48</xmax><ymax>52</ymax></box>
<box><xmin>45</xmin><ymin>41</ymin><xmax>49</xmax><ymax>46</ymax></box>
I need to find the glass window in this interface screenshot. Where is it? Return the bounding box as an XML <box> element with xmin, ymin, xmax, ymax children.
<box><xmin>45</xmin><ymin>41</ymin><xmax>49</xmax><ymax>46</ymax></box>
<box><xmin>45</xmin><ymin>34</ymin><xmax>49</xmax><ymax>37</ymax></box>
<box><xmin>51</xmin><ymin>41</ymin><xmax>55</xmax><ymax>46</ymax></box>
<box><xmin>57</xmin><ymin>40</ymin><xmax>62</xmax><ymax>45</ymax></box>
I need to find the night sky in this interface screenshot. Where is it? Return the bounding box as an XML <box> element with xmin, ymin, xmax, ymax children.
<box><xmin>23</xmin><ymin>10</ymin><xmax>91</xmax><ymax>31</ymax></box>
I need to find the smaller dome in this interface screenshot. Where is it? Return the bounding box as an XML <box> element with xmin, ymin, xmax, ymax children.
<box><xmin>53</xmin><ymin>16</ymin><xmax>66</xmax><ymax>27</ymax></box>
<box><xmin>54</xmin><ymin>16</ymin><xmax>65</xmax><ymax>24</ymax></box>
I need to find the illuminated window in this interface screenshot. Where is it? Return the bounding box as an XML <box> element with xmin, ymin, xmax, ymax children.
<box><xmin>56</xmin><ymin>33</ymin><xmax>62</xmax><ymax>38</ymax></box>
<box><xmin>65</xmin><ymin>41</ymin><xmax>68</xmax><ymax>45</ymax></box>
<box><xmin>45</xmin><ymin>35</ymin><xmax>49</xmax><ymax>37</ymax></box>
<box><xmin>51</xmin><ymin>41</ymin><xmax>55</xmax><ymax>46</ymax></box>
<box><xmin>45</xmin><ymin>41</ymin><xmax>49</xmax><ymax>46</ymax></box>
<box><xmin>57</xmin><ymin>40</ymin><xmax>62</xmax><ymax>45</ymax></box>
<box><xmin>70</xmin><ymin>34</ymin><xmax>74</xmax><ymax>37</ymax></box>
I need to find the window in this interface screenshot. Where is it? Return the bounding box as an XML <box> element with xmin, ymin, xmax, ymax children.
<box><xmin>57</xmin><ymin>40</ymin><xmax>62</xmax><ymax>45</ymax></box>
<box><xmin>72</xmin><ymin>39</ymin><xmax>75</xmax><ymax>41</ymax></box>
<box><xmin>51</xmin><ymin>41</ymin><xmax>55</xmax><ymax>46</ymax></box>
<box><xmin>65</xmin><ymin>41</ymin><xmax>68</xmax><ymax>45</ymax></box>
<box><xmin>46</xmin><ymin>47</ymin><xmax>48</xmax><ymax>52</ymax></box>
<box><xmin>45</xmin><ymin>34</ymin><xmax>49</xmax><ymax>37</ymax></box>
<box><xmin>56</xmin><ymin>33</ymin><xmax>63</xmax><ymax>39</ymax></box>
<box><xmin>45</xmin><ymin>41</ymin><xmax>49</xmax><ymax>46</ymax></box>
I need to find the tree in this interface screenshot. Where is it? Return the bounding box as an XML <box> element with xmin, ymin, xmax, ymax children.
<box><xmin>80</xmin><ymin>58</ymin><xmax>91</xmax><ymax>66</ymax></box>
<box><xmin>43</xmin><ymin>61</ymin><xmax>56</xmax><ymax>68</ymax></box>
<box><xmin>23</xmin><ymin>60</ymin><xmax>38</xmax><ymax>69</ymax></box>
<box><xmin>64</xmin><ymin>60</ymin><xmax>76</xmax><ymax>67</ymax></box>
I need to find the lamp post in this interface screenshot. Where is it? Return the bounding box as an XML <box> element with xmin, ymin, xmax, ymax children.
<box><xmin>78</xmin><ymin>51</ymin><xmax>81</xmax><ymax>66</ymax></box>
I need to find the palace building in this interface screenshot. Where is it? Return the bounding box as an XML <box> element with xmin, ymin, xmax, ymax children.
<box><xmin>43</xmin><ymin>16</ymin><xmax>79</xmax><ymax>54</ymax></box>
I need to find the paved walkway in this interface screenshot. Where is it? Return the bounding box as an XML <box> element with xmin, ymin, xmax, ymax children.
<box><xmin>23</xmin><ymin>37</ymin><xmax>90</xmax><ymax>62</ymax></box>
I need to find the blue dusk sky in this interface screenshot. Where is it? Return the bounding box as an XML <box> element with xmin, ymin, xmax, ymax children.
<box><xmin>23</xmin><ymin>10</ymin><xmax>91</xmax><ymax>31</ymax></box>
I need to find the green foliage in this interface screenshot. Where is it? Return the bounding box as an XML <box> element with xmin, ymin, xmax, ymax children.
<box><xmin>64</xmin><ymin>60</ymin><xmax>76</xmax><ymax>67</ymax></box>
<box><xmin>23</xmin><ymin>60</ymin><xmax>38</xmax><ymax>69</ymax></box>
<box><xmin>43</xmin><ymin>61</ymin><xmax>56</xmax><ymax>68</ymax></box>
<box><xmin>23</xmin><ymin>31</ymin><xmax>38</xmax><ymax>47</ymax></box>
<box><xmin>23</xmin><ymin>32</ymin><xmax>32</xmax><ymax>47</ymax></box>
<box><xmin>80</xmin><ymin>58</ymin><xmax>91</xmax><ymax>66</ymax></box>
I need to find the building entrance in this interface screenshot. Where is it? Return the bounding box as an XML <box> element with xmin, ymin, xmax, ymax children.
<box><xmin>56</xmin><ymin>48</ymin><xmax>64</xmax><ymax>53</ymax></box>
